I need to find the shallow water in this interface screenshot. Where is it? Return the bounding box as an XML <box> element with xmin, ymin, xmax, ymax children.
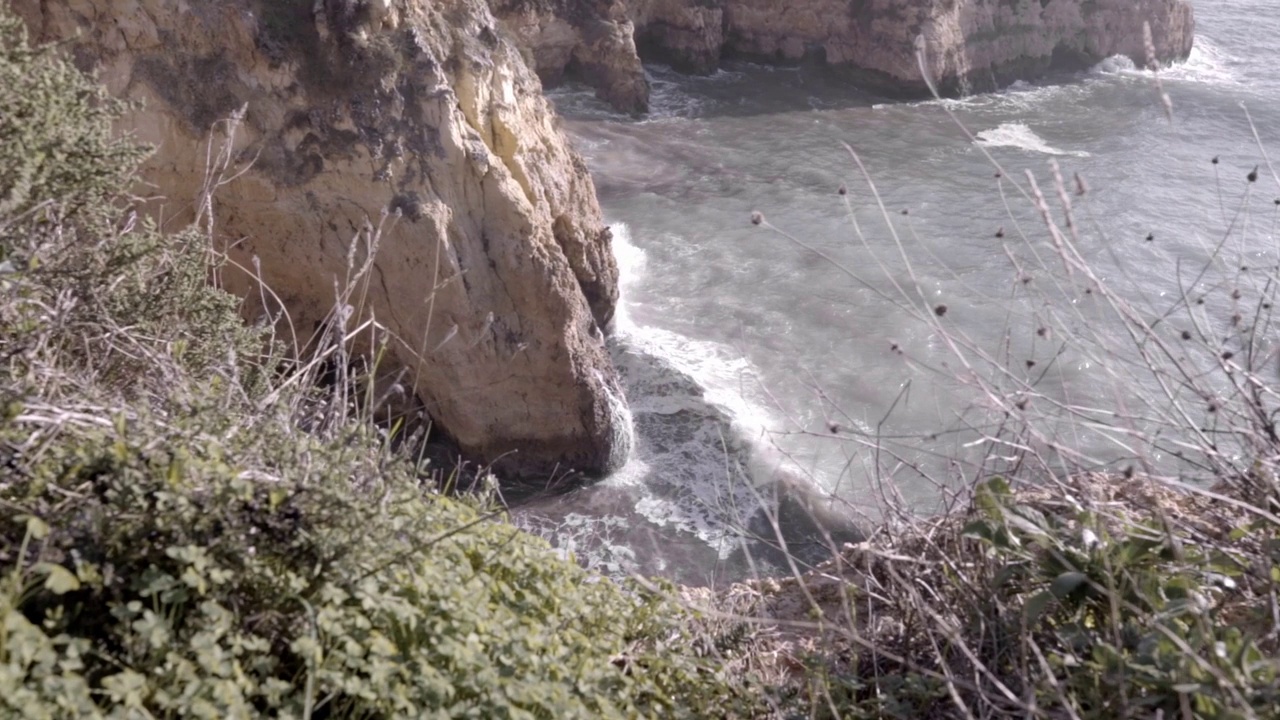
<box><xmin>513</xmin><ymin>1</ymin><xmax>1280</xmax><ymax>585</ymax></box>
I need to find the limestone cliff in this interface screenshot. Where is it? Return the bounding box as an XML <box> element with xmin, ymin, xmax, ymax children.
<box><xmin>496</xmin><ymin>0</ymin><xmax>1195</xmax><ymax>110</ymax></box>
<box><xmin>669</xmin><ymin>0</ymin><xmax>1197</xmax><ymax>96</ymax></box>
<box><xmin>13</xmin><ymin>0</ymin><xmax>631</xmax><ymax>478</ymax></box>
<box><xmin>491</xmin><ymin>0</ymin><xmax>650</xmax><ymax>113</ymax></box>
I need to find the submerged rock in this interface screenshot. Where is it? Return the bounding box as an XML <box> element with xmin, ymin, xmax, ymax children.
<box><xmin>13</xmin><ymin>0</ymin><xmax>631</xmax><ymax>479</ymax></box>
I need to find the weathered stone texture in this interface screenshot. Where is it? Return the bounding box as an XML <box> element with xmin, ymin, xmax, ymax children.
<box><xmin>495</xmin><ymin>0</ymin><xmax>1195</xmax><ymax>110</ymax></box>
<box><xmin>13</xmin><ymin>0</ymin><xmax>631</xmax><ymax>478</ymax></box>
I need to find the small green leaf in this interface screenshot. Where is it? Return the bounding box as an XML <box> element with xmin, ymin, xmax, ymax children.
<box><xmin>25</xmin><ymin>515</ymin><xmax>49</xmax><ymax>540</ymax></box>
<box><xmin>36</xmin><ymin>563</ymin><xmax>81</xmax><ymax>595</ymax></box>
<box><xmin>974</xmin><ymin>477</ymin><xmax>1011</xmax><ymax>521</ymax></box>
<box><xmin>993</xmin><ymin>525</ymin><xmax>1020</xmax><ymax>550</ymax></box>
<box><xmin>994</xmin><ymin>563</ymin><xmax>1022</xmax><ymax>587</ymax></box>
<box><xmin>1025</xmin><ymin>590</ymin><xmax>1055</xmax><ymax>623</ymax></box>
<box><xmin>1006</xmin><ymin>510</ymin><xmax>1049</xmax><ymax>540</ymax></box>
<box><xmin>962</xmin><ymin>521</ymin><xmax>993</xmax><ymax>542</ymax></box>
<box><xmin>1050</xmin><ymin>571</ymin><xmax>1089</xmax><ymax>599</ymax></box>
<box><xmin>985</xmin><ymin>476</ymin><xmax>1012</xmax><ymax>497</ymax></box>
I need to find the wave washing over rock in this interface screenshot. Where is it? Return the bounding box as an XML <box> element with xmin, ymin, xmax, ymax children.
<box><xmin>527</xmin><ymin>0</ymin><xmax>1280</xmax><ymax>589</ymax></box>
<box><xmin>514</xmin><ymin>224</ymin><xmax>863</xmax><ymax>583</ymax></box>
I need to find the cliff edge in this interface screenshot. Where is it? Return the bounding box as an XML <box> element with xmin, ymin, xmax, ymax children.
<box><xmin>13</xmin><ymin>0</ymin><xmax>632</xmax><ymax>478</ymax></box>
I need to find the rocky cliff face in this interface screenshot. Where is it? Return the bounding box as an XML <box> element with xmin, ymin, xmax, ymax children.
<box><xmin>698</xmin><ymin>0</ymin><xmax>1196</xmax><ymax>96</ymax></box>
<box><xmin>491</xmin><ymin>0</ymin><xmax>650</xmax><ymax>113</ymax></box>
<box><xmin>13</xmin><ymin>0</ymin><xmax>631</xmax><ymax>478</ymax></box>
<box><xmin>496</xmin><ymin>0</ymin><xmax>1195</xmax><ymax>110</ymax></box>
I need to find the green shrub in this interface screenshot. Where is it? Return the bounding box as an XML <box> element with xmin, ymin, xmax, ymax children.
<box><xmin>963</xmin><ymin>477</ymin><xmax>1280</xmax><ymax>718</ymax></box>
<box><xmin>0</xmin><ymin>10</ymin><xmax>143</xmax><ymax>219</ymax></box>
<box><xmin>736</xmin><ymin>473</ymin><xmax>1280</xmax><ymax>720</ymax></box>
<box><xmin>1</xmin><ymin>401</ymin><xmax>760</xmax><ymax>719</ymax></box>
<box><xmin>0</xmin><ymin>7</ymin><xmax>262</xmax><ymax>393</ymax></box>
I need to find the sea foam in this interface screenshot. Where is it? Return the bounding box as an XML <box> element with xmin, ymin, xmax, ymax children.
<box><xmin>975</xmin><ymin>122</ymin><xmax>1090</xmax><ymax>157</ymax></box>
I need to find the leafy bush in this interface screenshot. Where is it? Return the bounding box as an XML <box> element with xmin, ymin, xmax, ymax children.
<box><xmin>964</xmin><ymin>477</ymin><xmax>1278</xmax><ymax>718</ymax></box>
<box><xmin>0</xmin><ymin>6</ymin><xmax>763</xmax><ymax>718</ymax></box>
<box><xmin>703</xmin><ymin>467</ymin><xmax>1280</xmax><ymax>719</ymax></box>
<box><xmin>1</xmin><ymin>403</ymin><xmax>760</xmax><ymax>719</ymax></box>
<box><xmin>0</xmin><ymin>9</ymin><xmax>143</xmax><ymax>219</ymax></box>
<box><xmin>0</xmin><ymin>10</ymin><xmax>261</xmax><ymax>393</ymax></box>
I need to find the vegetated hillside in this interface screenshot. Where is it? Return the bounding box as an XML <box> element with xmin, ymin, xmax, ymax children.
<box><xmin>0</xmin><ymin>9</ymin><xmax>763</xmax><ymax>718</ymax></box>
<box><xmin>5</xmin><ymin>1</ymin><xmax>1280</xmax><ymax>718</ymax></box>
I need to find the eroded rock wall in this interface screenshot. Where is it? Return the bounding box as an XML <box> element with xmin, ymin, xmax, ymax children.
<box><xmin>492</xmin><ymin>0</ymin><xmax>650</xmax><ymax>112</ymax></box>
<box><xmin>701</xmin><ymin>0</ymin><xmax>1197</xmax><ymax>96</ymax></box>
<box><xmin>497</xmin><ymin>0</ymin><xmax>1195</xmax><ymax>110</ymax></box>
<box><xmin>630</xmin><ymin>0</ymin><xmax>722</xmax><ymax>74</ymax></box>
<box><xmin>14</xmin><ymin>0</ymin><xmax>631</xmax><ymax>478</ymax></box>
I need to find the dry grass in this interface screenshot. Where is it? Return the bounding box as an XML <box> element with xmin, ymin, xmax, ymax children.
<box><xmin>675</xmin><ymin>472</ymin><xmax>1272</xmax><ymax>718</ymax></box>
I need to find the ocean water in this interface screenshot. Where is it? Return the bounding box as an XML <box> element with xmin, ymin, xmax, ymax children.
<box><xmin>513</xmin><ymin>1</ymin><xmax>1280</xmax><ymax>585</ymax></box>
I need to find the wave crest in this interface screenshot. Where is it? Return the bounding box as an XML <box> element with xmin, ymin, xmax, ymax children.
<box><xmin>975</xmin><ymin>122</ymin><xmax>1090</xmax><ymax>157</ymax></box>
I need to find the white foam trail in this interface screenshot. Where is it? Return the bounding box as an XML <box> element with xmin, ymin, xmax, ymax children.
<box><xmin>975</xmin><ymin>122</ymin><xmax>1090</xmax><ymax>157</ymax></box>
<box><xmin>871</xmin><ymin>79</ymin><xmax>1072</xmax><ymax>113</ymax></box>
<box><xmin>1165</xmin><ymin>38</ymin><xmax>1242</xmax><ymax>85</ymax></box>
<box><xmin>1091</xmin><ymin>54</ymin><xmax>1139</xmax><ymax>75</ymax></box>
<box><xmin>612</xmin><ymin>224</ymin><xmax>771</xmax><ymax>432</ymax></box>
<box><xmin>875</xmin><ymin>36</ymin><xmax>1241</xmax><ymax>116</ymax></box>
<box><xmin>615</xmin><ymin>325</ymin><xmax>769</xmax><ymax>429</ymax></box>
<box><xmin>641</xmin><ymin>64</ymin><xmax>743</xmax><ymax>121</ymax></box>
<box><xmin>611</xmin><ymin>225</ymin><xmax>773</xmax><ymax>437</ymax></box>
<box><xmin>995</xmin><ymin>80</ymin><xmax>1084</xmax><ymax>111</ymax></box>
<box><xmin>610</xmin><ymin>221</ymin><xmax>648</xmax><ymax>299</ymax></box>
<box><xmin>607</xmin><ymin>224</ymin><xmax>788</xmax><ymax>555</ymax></box>
<box><xmin>872</xmin><ymin>95</ymin><xmax>980</xmax><ymax>111</ymax></box>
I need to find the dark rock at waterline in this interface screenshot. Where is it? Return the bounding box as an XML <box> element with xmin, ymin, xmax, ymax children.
<box><xmin>502</xmin><ymin>331</ymin><xmax>865</xmax><ymax>584</ymax></box>
<box><xmin>737</xmin><ymin>469</ymin><xmax>867</xmax><ymax>572</ymax></box>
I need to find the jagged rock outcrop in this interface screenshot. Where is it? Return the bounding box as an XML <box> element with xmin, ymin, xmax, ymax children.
<box><xmin>495</xmin><ymin>0</ymin><xmax>1195</xmax><ymax>110</ymax></box>
<box><xmin>492</xmin><ymin>0</ymin><xmax>650</xmax><ymax>112</ymax></box>
<box><xmin>629</xmin><ymin>0</ymin><xmax>722</xmax><ymax>74</ymax></box>
<box><xmin>13</xmin><ymin>0</ymin><xmax>632</xmax><ymax>478</ymax></box>
<box><xmin>668</xmin><ymin>0</ymin><xmax>1197</xmax><ymax>96</ymax></box>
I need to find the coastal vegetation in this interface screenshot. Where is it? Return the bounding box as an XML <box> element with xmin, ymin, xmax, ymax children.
<box><xmin>0</xmin><ymin>10</ymin><xmax>760</xmax><ymax>718</ymax></box>
<box><xmin>4</xmin><ymin>2</ymin><xmax>1280</xmax><ymax>720</ymax></box>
